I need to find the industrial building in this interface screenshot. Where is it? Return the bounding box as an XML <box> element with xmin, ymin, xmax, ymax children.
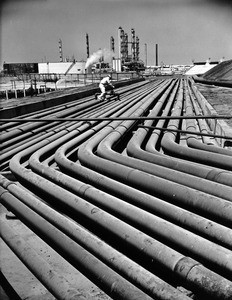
<box><xmin>2</xmin><ymin>26</ymin><xmax>146</xmax><ymax>77</ymax></box>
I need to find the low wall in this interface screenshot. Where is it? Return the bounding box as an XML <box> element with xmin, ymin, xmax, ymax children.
<box><xmin>0</xmin><ymin>78</ymin><xmax>144</xmax><ymax>119</ymax></box>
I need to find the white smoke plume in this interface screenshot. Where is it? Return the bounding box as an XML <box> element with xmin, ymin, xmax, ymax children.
<box><xmin>85</xmin><ymin>48</ymin><xmax>114</xmax><ymax>69</ymax></box>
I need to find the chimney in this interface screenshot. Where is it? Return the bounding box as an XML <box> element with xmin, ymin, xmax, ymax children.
<box><xmin>155</xmin><ymin>43</ymin><xmax>158</xmax><ymax>66</ymax></box>
<box><xmin>86</xmin><ymin>33</ymin><xmax>90</xmax><ymax>58</ymax></box>
<box><xmin>59</xmin><ymin>39</ymin><xmax>63</xmax><ymax>62</ymax></box>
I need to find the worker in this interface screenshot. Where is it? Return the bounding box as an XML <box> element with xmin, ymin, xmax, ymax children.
<box><xmin>98</xmin><ymin>74</ymin><xmax>115</xmax><ymax>100</ymax></box>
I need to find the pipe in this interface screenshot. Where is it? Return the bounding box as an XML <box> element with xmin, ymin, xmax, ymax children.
<box><xmin>0</xmin><ymin>175</ymin><xmax>190</xmax><ymax>300</ymax></box>
<box><xmin>0</xmin><ymin>215</ymin><xmax>87</xmax><ymax>300</ymax></box>
<box><xmin>1</xmin><ymin>114</ymin><xmax>231</xmax><ymax>123</ymax></box>
<box><xmin>0</xmin><ymin>186</ymin><xmax>154</xmax><ymax>300</ymax></box>
<box><xmin>0</xmin><ymin>270</ymin><xmax>22</xmax><ymax>300</ymax></box>
<box><xmin>55</xmin><ymin>139</ymin><xmax>232</xmax><ymax>251</ymax></box>
<box><xmin>8</xmin><ymin>150</ymin><xmax>232</xmax><ymax>299</ymax></box>
<box><xmin>160</xmin><ymin>82</ymin><xmax>232</xmax><ymax>170</ymax></box>
<box><xmin>30</xmin><ymin>143</ymin><xmax>232</xmax><ymax>274</ymax></box>
<box><xmin>138</xmin><ymin>125</ymin><xmax>232</xmax><ymax>140</ymax></box>
<box><xmin>184</xmin><ymin>81</ymin><xmax>232</xmax><ymax>155</ymax></box>
<box><xmin>0</xmin><ymin>82</ymin><xmax>156</xmax><ymax>171</ymax></box>
<box><xmin>188</xmin><ymin>78</ymin><xmax>232</xmax><ymax>147</ymax></box>
<box><xmin>2</xmin><ymin>78</ymin><xmax>232</xmax><ymax>299</ymax></box>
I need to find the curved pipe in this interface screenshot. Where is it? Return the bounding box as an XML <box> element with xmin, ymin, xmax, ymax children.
<box><xmin>142</xmin><ymin>82</ymin><xmax>232</xmax><ymax>186</ymax></box>
<box><xmin>122</xmin><ymin>84</ymin><xmax>232</xmax><ymax>198</ymax></box>
<box><xmin>3</xmin><ymin>78</ymin><xmax>232</xmax><ymax>299</ymax></box>
<box><xmin>29</xmin><ymin>143</ymin><xmax>232</xmax><ymax>275</ymax></box>
<box><xmin>189</xmin><ymin>78</ymin><xmax>232</xmax><ymax>147</ymax></box>
<box><xmin>0</xmin><ymin>176</ymin><xmax>189</xmax><ymax>300</ymax></box>
<box><xmin>185</xmin><ymin>81</ymin><xmax>232</xmax><ymax>155</ymax></box>
<box><xmin>160</xmin><ymin>83</ymin><xmax>232</xmax><ymax>170</ymax></box>
<box><xmin>82</xmin><ymin>115</ymin><xmax>232</xmax><ymax>228</ymax></box>
<box><xmin>0</xmin><ymin>81</ymin><xmax>158</xmax><ymax>170</ymax></box>
<box><xmin>9</xmin><ymin>144</ymin><xmax>232</xmax><ymax>299</ymax></box>
<box><xmin>56</xmin><ymin>139</ymin><xmax>232</xmax><ymax>250</ymax></box>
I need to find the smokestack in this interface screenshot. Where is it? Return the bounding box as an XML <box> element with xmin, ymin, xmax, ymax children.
<box><xmin>155</xmin><ymin>43</ymin><xmax>158</xmax><ymax>66</ymax></box>
<box><xmin>131</xmin><ymin>28</ymin><xmax>136</xmax><ymax>61</ymax></box>
<box><xmin>59</xmin><ymin>39</ymin><xmax>63</xmax><ymax>62</ymax></box>
<box><xmin>118</xmin><ymin>27</ymin><xmax>122</xmax><ymax>60</ymax></box>
<box><xmin>124</xmin><ymin>33</ymin><xmax>128</xmax><ymax>60</ymax></box>
<box><xmin>144</xmin><ymin>43</ymin><xmax>147</xmax><ymax>67</ymax></box>
<box><xmin>110</xmin><ymin>36</ymin><xmax>115</xmax><ymax>53</ymax></box>
<box><xmin>120</xmin><ymin>28</ymin><xmax>125</xmax><ymax>61</ymax></box>
<box><xmin>136</xmin><ymin>36</ymin><xmax>139</xmax><ymax>61</ymax></box>
<box><xmin>86</xmin><ymin>33</ymin><xmax>90</xmax><ymax>58</ymax></box>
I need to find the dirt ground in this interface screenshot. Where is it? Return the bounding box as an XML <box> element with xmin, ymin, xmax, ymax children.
<box><xmin>196</xmin><ymin>83</ymin><xmax>232</xmax><ymax>127</ymax></box>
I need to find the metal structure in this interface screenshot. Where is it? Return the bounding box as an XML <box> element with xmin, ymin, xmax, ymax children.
<box><xmin>156</xmin><ymin>43</ymin><xmax>158</xmax><ymax>66</ymax></box>
<box><xmin>1</xmin><ymin>78</ymin><xmax>232</xmax><ymax>299</ymax></box>
<box><xmin>110</xmin><ymin>36</ymin><xmax>115</xmax><ymax>54</ymax></box>
<box><xmin>58</xmin><ymin>38</ymin><xmax>63</xmax><ymax>62</ymax></box>
<box><xmin>117</xmin><ymin>27</ymin><xmax>145</xmax><ymax>72</ymax></box>
<box><xmin>86</xmin><ymin>33</ymin><xmax>90</xmax><ymax>58</ymax></box>
<box><xmin>144</xmin><ymin>43</ymin><xmax>147</xmax><ymax>67</ymax></box>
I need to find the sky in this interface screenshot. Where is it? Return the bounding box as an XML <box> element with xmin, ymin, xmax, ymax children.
<box><xmin>1</xmin><ymin>0</ymin><xmax>232</xmax><ymax>68</ymax></box>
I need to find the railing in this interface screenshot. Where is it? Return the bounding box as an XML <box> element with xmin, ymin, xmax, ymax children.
<box><xmin>0</xmin><ymin>72</ymin><xmax>140</xmax><ymax>100</ymax></box>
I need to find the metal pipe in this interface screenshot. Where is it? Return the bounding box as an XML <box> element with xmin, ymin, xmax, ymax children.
<box><xmin>0</xmin><ymin>176</ymin><xmax>190</xmax><ymax>300</ymax></box>
<box><xmin>0</xmin><ymin>215</ymin><xmax>87</xmax><ymax>300</ymax></box>
<box><xmin>56</xmin><ymin>137</ymin><xmax>232</xmax><ymax>249</ymax></box>
<box><xmin>1</xmin><ymin>114</ymin><xmax>231</xmax><ymax>123</ymax></box>
<box><xmin>138</xmin><ymin>125</ymin><xmax>232</xmax><ymax>140</ymax></box>
<box><xmin>184</xmin><ymin>81</ymin><xmax>232</xmax><ymax>156</ymax></box>
<box><xmin>0</xmin><ymin>270</ymin><xmax>21</xmax><ymax>300</ymax></box>
<box><xmin>0</xmin><ymin>81</ymin><xmax>158</xmax><ymax>171</ymax></box>
<box><xmin>159</xmin><ymin>80</ymin><xmax>232</xmax><ymax>170</ymax></box>
<box><xmin>2</xmin><ymin>77</ymin><xmax>232</xmax><ymax>299</ymax></box>
<box><xmin>189</xmin><ymin>78</ymin><xmax>232</xmax><ymax>146</ymax></box>
<box><xmin>0</xmin><ymin>186</ymin><xmax>154</xmax><ymax>300</ymax></box>
<box><xmin>9</xmin><ymin>150</ymin><xmax>232</xmax><ymax>299</ymax></box>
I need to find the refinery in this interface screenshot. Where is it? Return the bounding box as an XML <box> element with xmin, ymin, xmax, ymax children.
<box><xmin>1</xmin><ymin>22</ymin><xmax>232</xmax><ymax>300</ymax></box>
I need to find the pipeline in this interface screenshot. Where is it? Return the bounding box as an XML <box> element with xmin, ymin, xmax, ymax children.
<box><xmin>188</xmin><ymin>78</ymin><xmax>232</xmax><ymax>147</ymax></box>
<box><xmin>0</xmin><ymin>215</ymin><xmax>88</xmax><ymax>300</ymax></box>
<box><xmin>185</xmin><ymin>80</ymin><xmax>232</xmax><ymax>155</ymax></box>
<box><xmin>0</xmin><ymin>83</ymin><xmax>157</xmax><ymax>171</ymax></box>
<box><xmin>55</xmin><ymin>141</ymin><xmax>232</xmax><ymax>250</ymax></box>
<box><xmin>138</xmin><ymin>125</ymin><xmax>232</xmax><ymax>140</ymax></box>
<box><xmin>7</xmin><ymin>150</ymin><xmax>232</xmax><ymax>299</ymax></box>
<box><xmin>94</xmin><ymin>82</ymin><xmax>232</xmax><ymax>202</ymax></box>
<box><xmin>0</xmin><ymin>186</ymin><xmax>155</xmax><ymax>300</ymax></box>
<box><xmin>160</xmin><ymin>80</ymin><xmax>232</xmax><ymax>170</ymax></box>
<box><xmin>0</xmin><ymin>175</ymin><xmax>191</xmax><ymax>300</ymax></box>
<box><xmin>126</xmin><ymin>82</ymin><xmax>232</xmax><ymax>187</ymax></box>
<box><xmin>1</xmin><ymin>78</ymin><xmax>232</xmax><ymax>299</ymax></box>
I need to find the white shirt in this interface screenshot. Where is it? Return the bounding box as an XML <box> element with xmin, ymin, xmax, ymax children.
<box><xmin>100</xmin><ymin>76</ymin><xmax>112</xmax><ymax>86</ymax></box>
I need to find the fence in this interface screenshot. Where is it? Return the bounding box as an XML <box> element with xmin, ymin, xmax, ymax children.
<box><xmin>0</xmin><ymin>72</ymin><xmax>139</xmax><ymax>100</ymax></box>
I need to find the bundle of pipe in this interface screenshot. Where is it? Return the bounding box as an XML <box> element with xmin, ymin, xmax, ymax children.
<box><xmin>1</xmin><ymin>78</ymin><xmax>232</xmax><ymax>300</ymax></box>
